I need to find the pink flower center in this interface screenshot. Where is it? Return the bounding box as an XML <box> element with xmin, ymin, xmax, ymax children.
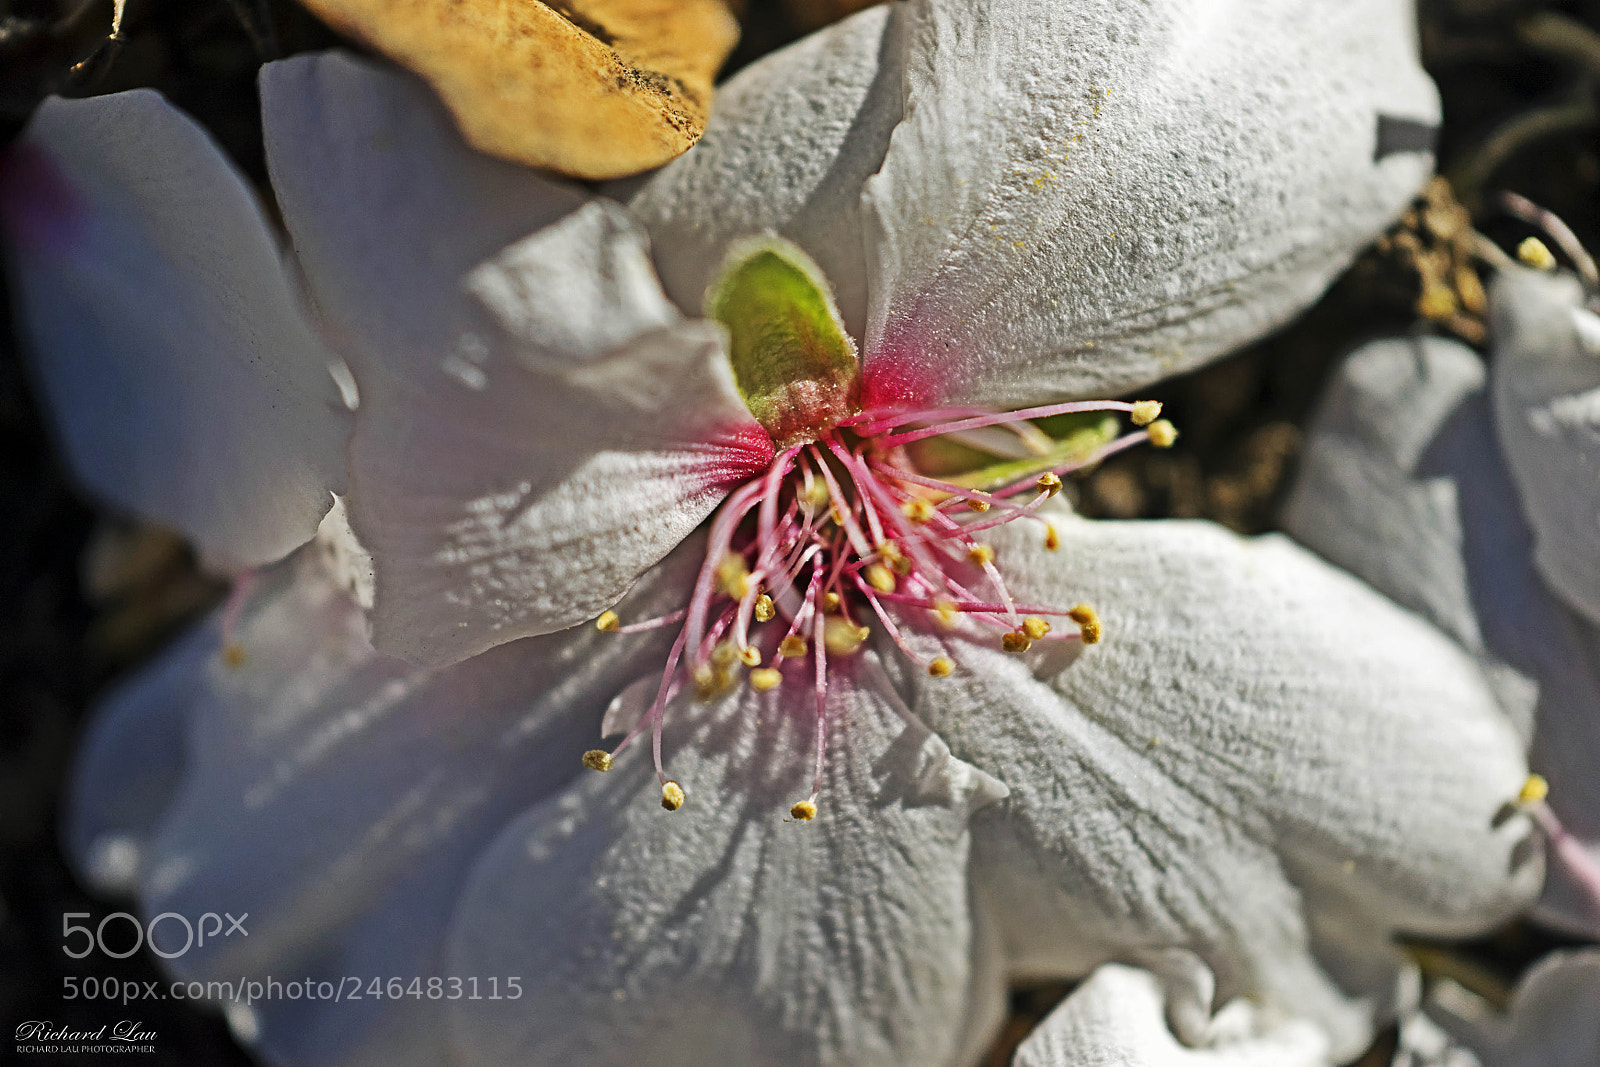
<box><xmin>588</xmin><ymin>397</ymin><xmax>1175</xmax><ymax>819</ymax></box>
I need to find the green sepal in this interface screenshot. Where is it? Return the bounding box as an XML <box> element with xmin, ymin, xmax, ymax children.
<box><xmin>706</xmin><ymin>236</ymin><xmax>859</xmax><ymax>446</ymax></box>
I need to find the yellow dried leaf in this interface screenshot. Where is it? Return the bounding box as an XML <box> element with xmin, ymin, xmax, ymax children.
<box><xmin>300</xmin><ymin>0</ymin><xmax>741</xmax><ymax>179</ymax></box>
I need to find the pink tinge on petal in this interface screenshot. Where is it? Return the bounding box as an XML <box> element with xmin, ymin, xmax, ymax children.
<box><xmin>0</xmin><ymin>143</ymin><xmax>81</xmax><ymax>252</ymax></box>
<box><xmin>700</xmin><ymin>422</ymin><xmax>779</xmax><ymax>486</ymax></box>
<box><xmin>861</xmin><ymin>331</ymin><xmax>945</xmax><ymax>415</ymax></box>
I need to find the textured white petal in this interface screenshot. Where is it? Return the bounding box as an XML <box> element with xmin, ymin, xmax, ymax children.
<box><xmin>0</xmin><ymin>92</ymin><xmax>349</xmax><ymax>569</ymax></box>
<box><xmin>1490</xmin><ymin>267</ymin><xmax>1600</xmax><ymax>628</ymax></box>
<box><xmin>262</xmin><ymin>52</ymin><xmax>773</xmax><ymax>666</ymax></box>
<box><xmin>1430</xmin><ymin>950</ymin><xmax>1600</xmax><ymax>1067</ymax></box>
<box><xmin>1283</xmin><ymin>336</ymin><xmax>1600</xmax><ymax>937</ymax></box>
<box><xmin>76</xmin><ymin>542</ymin><xmax>696</xmax><ymax>1065</ymax></box>
<box><xmin>859</xmin><ymin>0</ymin><xmax>1438</xmax><ymax>410</ymax></box>
<box><xmin>444</xmin><ymin>653</ymin><xmax>1005</xmax><ymax>1067</ymax></box>
<box><xmin>629</xmin><ymin>3</ymin><xmax>906</xmax><ymax>338</ymax></box>
<box><xmin>1012</xmin><ymin>963</ymin><xmax>1331</xmax><ymax>1067</ymax></box>
<box><xmin>897</xmin><ymin>513</ymin><xmax>1539</xmax><ymax>1060</ymax></box>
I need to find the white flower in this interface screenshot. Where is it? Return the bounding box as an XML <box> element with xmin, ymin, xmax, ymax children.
<box><xmin>1283</xmin><ymin>295</ymin><xmax>1600</xmax><ymax>940</ymax></box>
<box><xmin>2</xmin><ymin>1</ymin><xmax>1543</xmax><ymax>1065</ymax></box>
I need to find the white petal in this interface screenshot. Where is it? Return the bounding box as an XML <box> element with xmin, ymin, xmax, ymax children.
<box><xmin>1430</xmin><ymin>950</ymin><xmax>1600</xmax><ymax>1067</ymax></box>
<box><xmin>262</xmin><ymin>52</ymin><xmax>773</xmax><ymax>666</ymax></box>
<box><xmin>64</xmin><ymin>626</ymin><xmax>202</xmax><ymax>896</ymax></box>
<box><xmin>444</xmin><ymin>653</ymin><xmax>1004</xmax><ymax>1067</ymax></box>
<box><xmin>899</xmin><ymin>513</ymin><xmax>1539</xmax><ymax>1060</ymax></box>
<box><xmin>0</xmin><ymin>92</ymin><xmax>349</xmax><ymax>569</ymax></box>
<box><xmin>75</xmin><ymin>540</ymin><xmax>696</xmax><ymax>1064</ymax></box>
<box><xmin>1490</xmin><ymin>267</ymin><xmax>1600</xmax><ymax>628</ymax></box>
<box><xmin>1013</xmin><ymin>963</ymin><xmax>1331</xmax><ymax>1067</ymax></box>
<box><xmin>1283</xmin><ymin>335</ymin><xmax>1600</xmax><ymax>937</ymax></box>
<box><xmin>859</xmin><ymin>0</ymin><xmax>1438</xmax><ymax>410</ymax></box>
<box><xmin>629</xmin><ymin>3</ymin><xmax>906</xmax><ymax>338</ymax></box>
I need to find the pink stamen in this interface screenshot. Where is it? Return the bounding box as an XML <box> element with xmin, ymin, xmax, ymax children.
<box><xmin>882</xmin><ymin>400</ymin><xmax>1139</xmax><ymax>447</ymax></box>
<box><xmin>1530</xmin><ymin>804</ymin><xmax>1600</xmax><ymax>923</ymax></box>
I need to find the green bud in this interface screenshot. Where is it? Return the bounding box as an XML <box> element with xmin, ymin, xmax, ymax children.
<box><xmin>705</xmin><ymin>237</ymin><xmax>860</xmax><ymax>446</ymax></box>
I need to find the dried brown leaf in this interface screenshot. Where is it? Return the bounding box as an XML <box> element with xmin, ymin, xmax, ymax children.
<box><xmin>299</xmin><ymin>0</ymin><xmax>740</xmax><ymax>179</ymax></box>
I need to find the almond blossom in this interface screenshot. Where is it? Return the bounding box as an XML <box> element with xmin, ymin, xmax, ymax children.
<box><xmin>0</xmin><ymin>1</ymin><xmax>1555</xmax><ymax>1065</ymax></box>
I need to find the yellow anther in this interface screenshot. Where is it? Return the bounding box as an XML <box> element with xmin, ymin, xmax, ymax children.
<box><xmin>1517</xmin><ymin>236</ymin><xmax>1558</xmax><ymax>272</ymax></box>
<box><xmin>749</xmin><ymin>667</ymin><xmax>784</xmax><ymax>692</ymax></box>
<box><xmin>966</xmin><ymin>544</ymin><xmax>995</xmax><ymax>566</ymax></box>
<box><xmin>754</xmin><ymin>593</ymin><xmax>776</xmax><ymax>623</ymax></box>
<box><xmin>1069</xmin><ymin>603</ymin><xmax>1102</xmax><ymax>644</ymax></box>
<box><xmin>829</xmin><ymin>506</ymin><xmax>845</xmax><ymax>526</ymax></box>
<box><xmin>1043</xmin><ymin>525</ymin><xmax>1061</xmax><ymax>551</ymax></box>
<box><xmin>927</xmin><ymin>656</ymin><xmax>955</xmax><ymax>678</ymax></box>
<box><xmin>1517</xmin><ymin>773</ymin><xmax>1549</xmax><ymax>808</ymax></box>
<box><xmin>715</xmin><ymin>555</ymin><xmax>752</xmax><ymax>598</ymax></box>
<box><xmin>902</xmin><ymin>499</ymin><xmax>936</xmax><ymax>524</ymax></box>
<box><xmin>966</xmin><ymin>498</ymin><xmax>991</xmax><ymax>513</ymax></box>
<box><xmin>790</xmin><ymin>800</ymin><xmax>817</xmax><ymax>822</ymax></box>
<box><xmin>879</xmin><ymin>540</ymin><xmax>912</xmax><ymax>575</ymax></box>
<box><xmin>693</xmin><ymin>663</ymin><xmax>733</xmax><ymax>700</ymax></box>
<box><xmin>1146</xmin><ymin>419</ymin><xmax>1178</xmax><ymax>448</ymax></box>
<box><xmin>582</xmin><ymin>750</ymin><xmax>614</xmax><ymax>772</ymax></box>
<box><xmin>865</xmin><ymin>562</ymin><xmax>897</xmax><ymax>594</ymax></box>
<box><xmin>661</xmin><ymin>781</ymin><xmax>686</xmax><ymax>811</ymax></box>
<box><xmin>1001</xmin><ymin>631</ymin><xmax>1033</xmax><ymax>653</ymax></box>
<box><xmin>1417</xmin><ymin>284</ymin><xmax>1457</xmax><ymax>320</ymax></box>
<box><xmin>821</xmin><ymin>591</ymin><xmax>842</xmax><ymax>613</ymax></box>
<box><xmin>823</xmin><ymin>617</ymin><xmax>869</xmax><ymax>656</ymax></box>
<box><xmin>595</xmin><ymin>610</ymin><xmax>620</xmax><ymax>632</ymax></box>
<box><xmin>801</xmin><ymin>480</ymin><xmax>830</xmax><ymax>510</ymax></box>
<box><xmin>1130</xmin><ymin>400</ymin><xmax>1162</xmax><ymax>427</ymax></box>
<box><xmin>1036</xmin><ymin>472</ymin><xmax>1063</xmax><ymax>497</ymax></box>
<box><xmin>933</xmin><ymin>599</ymin><xmax>959</xmax><ymax>629</ymax></box>
<box><xmin>1021</xmin><ymin>616</ymin><xmax>1051</xmax><ymax>640</ymax></box>
<box><xmin>711</xmin><ymin>641</ymin><xmax>739</xmax><ymax>669</ymax></box>
<box><xmin>779</xmin><ymin>634</ymin><xmax>809</xmax><ymax>659</ymax></box>
<box><xmin>739</xmin><ymin>646</ymin><xmax>762</xmax><ymax>667</ymax></box>
<box><xmin>221</xmin><ymin>642</ymin><xmax>247</xmax><ymax>669</ymax></box>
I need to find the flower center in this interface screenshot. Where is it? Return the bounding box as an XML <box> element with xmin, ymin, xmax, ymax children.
<box><xmin>581</xmin><ymin>236</ymin><xmax>1176</xmax><ymax>818</ymax></box>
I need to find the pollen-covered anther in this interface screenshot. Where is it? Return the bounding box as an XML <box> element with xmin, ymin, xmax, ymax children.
<box><xmin>1147</xmin><ymin>420</ymin><xmax>1179</xmax><ymax>448</ymax></box>
<box><xmin>1516</xmin><ymin>773</ymin><xmax>1550</xmax><ymax>809</ymax></box>
<box><xmin>693</xmin><ymin>663</ymin><xmax>734</xmax><ymax>700</ymax></box>
<box><xmin>1130</xmin><ymin>400</ymin><xmax>1163</xmax><ymax>427</ymax></box>
<box><xmin>1001</xmin><ymin>631</ymin><xmax>1033</xmax><ymax>653</ymax></box>
<box><xmin>1068</xmin><ymin>603</ymin><xmax>1102</xmax><ymax>644</ymax></box>
<box><xmin>790</xmin><ymin>800</ymin><xmax>817</xmax><ymax>822</ymax></box>
<box><xmin>927</xmin><ymin>656</ymin><xmax>955</xmax><ymax>678</ymax></box>
<box><xmin>221</xmin><ymin>643</ymin><xmax>247</xmax><ymax>669</ymax></box>
<box><xmin>738</xmin><ymin>646</ymin><xmax>762</xmax><ymax>667</ymax></box>
<box><xmin>661</xmin><ymin>781</ymin><xmax>686</xmax><ymax>811</ymax></box>
<box><xmin>879</xmin><ymin>540</ymin><xmax>912</xmax><ymax>575</ymax></box>
<box><xmin>1517</xmin><ymin>236</ymin><xmax>1558</xmax><ymax>272</ymax></box>
<box><xmin>1036</xmin><ymin>472</ymin><xmax>1063</xmax><ymax>497</ymax></box>
<box><xmin>1043</xmin><ymin>525</ymin><xmax>1061</xmax><ymax>551</ymax></box>
<box><xmin>821</xmin><ymin>591</ymin><xmax>842</xmax><ymax>613</ymax></box>
<box><xmin>582</xmin><ymin>750</ymin><xmax>614</xmax><ymax>772</ymax></box>
<box><xmin>1021</xmin><ymin>616</ymin><xmax>1051</xmax><ymax>640</ymax></box>
<box><xmin>754</xmin><ymin>593</ymin><xmax>776</xmax><ymax>623</ymax></box>
<box><xmin>779</xmin><ymin>634</ymin><xmax>809</xmax><ymax>659</ymax></box>
<box><xmin>901</xmin><ymin>498</ymin><xmax>936</xmax><ymax>525</ymax></box>
<box><xmin>715</xmin><ymin>555</ymin><xmax>752</xmax><ymax>599</ymax></box>
<box><xmin>595</xmin><ymin>610</ymin><xmax>620</xmax><ymax>632</ymax></box>
<box><xmin>933</xmin><ymin>600</ymin><xmax>959</xmax><ymax>629</ymax></box>
<box><xmin>865</xmin><ymin>562</ymin><xmax>897</xmax><ymax>593</ymax></box>
<box><xmin>750</xmin><ymin>667</ymin><xmax>783</xmax><ymax>691</ymax></box>
<box><xmin>967</xmin><ymin>544</ymin><xmax>996</xmax><ymax>566</ymax></box>
<box><xmin>966</xmin><ymin>498</ymin><xmax>991</xmax><ymax>513</ymax></box>
<box><xmin>823</xmin><ymin>617</ymin><xmax>869</xmax><ymax>656</ymax></box>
